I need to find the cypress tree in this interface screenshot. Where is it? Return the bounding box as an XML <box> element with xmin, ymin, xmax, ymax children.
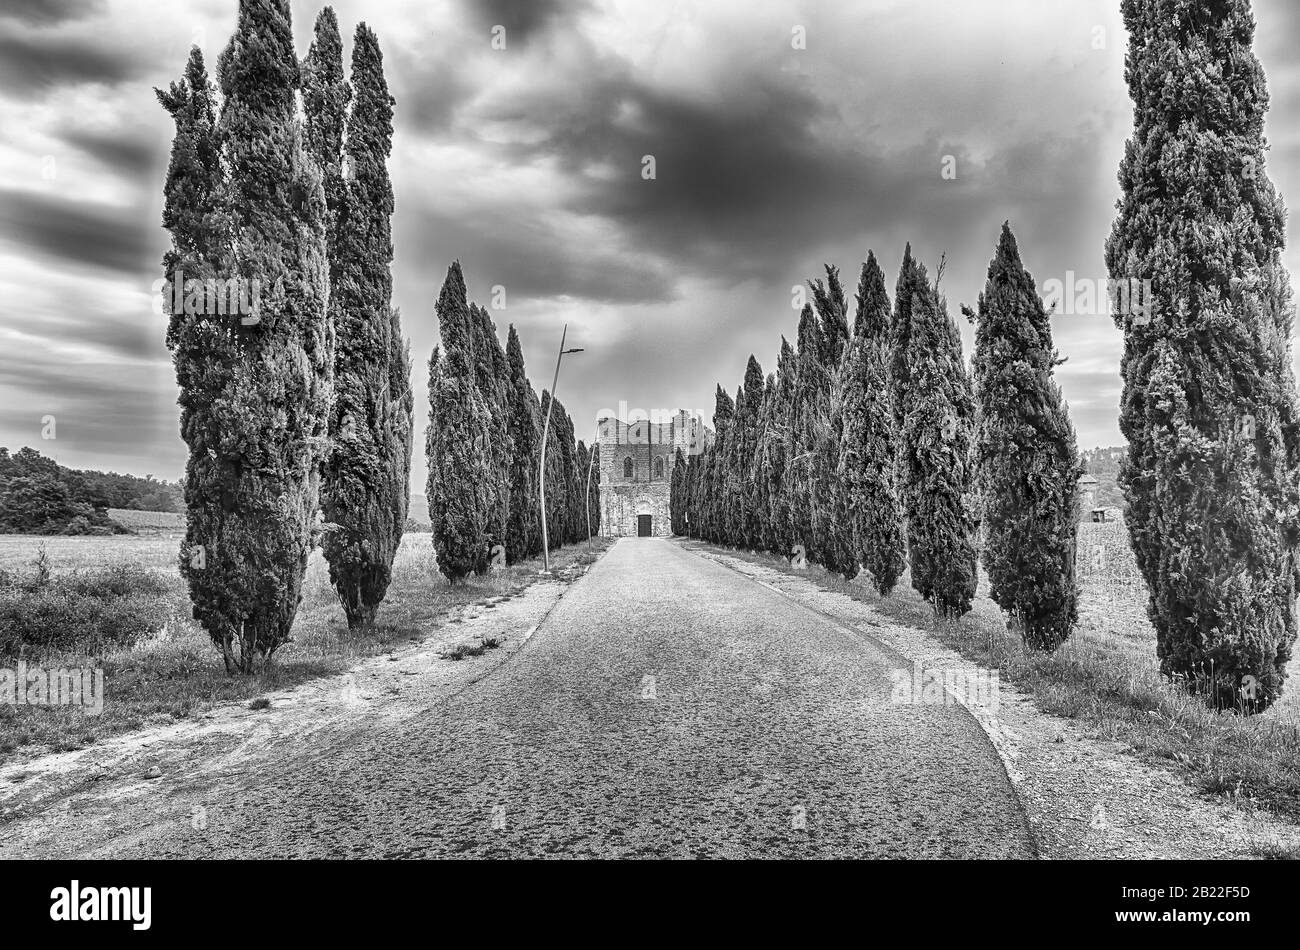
<box><xmin>555</xmin><ymin>401</ymin><xmax>582</xmax><ymax>544</ymax></box>
<box><xmin>670</xmin><ymin>447</ymin><xmax>687</xmax><ymax>535</ymax></box>
<box><xmin>427</xmin><ymin>348</ymin><xmax>493</xmax><ymax>582</ymax></box>
<box><xmin>890</xmin><ymin>245</ymin><xmax>920</xmax><ymax>431</ymax></box>
<box><xmin>163</xmin><ymin>0</ymin><xmax>333</xmax><ymax>672</ymax></box>
<box><xmin>468</xmin><ymin>303</ymin><xmax>511</xmax><ymax>569</ymax></box>
<box><xmin>896</xmin><ymin>252</ymin><xmax>978</xmax><ymax>617</ymax></box>
<box><xmin>750</xmin><ymin>374</ymin><xmax>775</xmax><ymax>548</ymax></box>
<box><xmin>726</xmin><ymin>356</ymin><xmax>764</xmax><ymax>549</ymax></box>
<box><xmin>1107</xmin><ymin>0</ymin><xmax>1300</xmax><ymax>708</ymax></box>
<box><xmin>504</xmin><ymin>325</ymin><xmax>541</xmax><ymax>562</ymax></box>
<box><xmin>840</xmin><ymin>251</ymin><xmax>906</xmax><ymax>595</ymax></box>
<box><xmin>683</xmin><ymin>443</ymin><xmax>700</xmax><ymax>538</ymax></box>
<box><xmin>158</xmin><ymin>47</ymin><xmax>237</xmax><ymax>667</ymax></box>
<box><xmin>810</xmin><ymin>266</ymin><xmax>858</xmax><ymax>578</ymax></box>
<box><xmin>584</xmin><ymin>441</ymin><xmax>601</xmax><ymax>539</ymax></box>
<box><xmin>761</xmin><ymin>338</ymin><xmax>797</xmax><ymax>556</ymax></box>
<box><xmin>300</xmin><ymin>7</ymin><xmax>349</xmax><ymax>241</ymax></box>
<box><xmin>704</xmin><ymin>386</ymin><xmax>735</xmax><ymax>544</ymax></box>
<box><xmin>724</xmin><ymin>385</ymin><xmax>744</xmax><ymax>544</ymax></box>
<box><xmin>319</xmin><ymin>22</ymin><xmax>411</xmax><ymax>630</ymax></box>
<box><xmin>538</xmin><ymin>390</ymin><xmax>566</xmax><ymax>551</ymax></box>
<box><xmin>428</xmin><ymin>264</ymin><xmax>494</xmax><ymax>578</ymax></box>
<box><xmin>681</xmin><ymin>441</ymin><xmax>691</xmax><ymax>538</ymax></box>
<box><xmin>719</xmin><ymin>380</ymin><xmax>742</xmax><ymax>545</ymax></box>
<box><xmin>214</xmin><ymin>0</ymin><xmax>331</xmax><ymax>671</ymax></box>
<box><xmin>788</xmin><ymin>305</ymin><xmax>823</xmax><ymax>564</ymax></box>
<box><xmin>575</xmin><ymin>439</ymin><xmax>589</xmax><ymax>539</ymax></box>
<box><xmin>969</xmin><ymin>224</ymin><xmax>1080</xmax><ymax>649</ymax></box>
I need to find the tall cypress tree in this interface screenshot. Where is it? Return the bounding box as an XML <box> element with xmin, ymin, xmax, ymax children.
<box><xmin>583</xmin><ymin>441</ymin><xmax>601</xmax><ymax>539</ymax></box>
<box><xmin>428</xmin><ymin>347</ymin><xmax>493</xmax><ymax>582</ymax></box>
<box><xmin>301</xmin><ymin>7</ymin><xmax>349</xmax><ymax>243</ymax></box>
<box><xmin>538</xmin><ymin>390</ymin><xmax>566</xmax><ymax>551</ymax></box>
<box><xmin>724</xmin><ymin>385</ymin><xmax>744</xmax><ymax>544</ymax></box>
<box><xmin>683</xmin><ymin>442</ymin><xmax>700</xmax><ymax>538</ymax></box>
<box><xmin>969</xmin><ymin>224</ymin><xmax>1079</xmax><ymax>648</ymax></box>
<box><xmin>170</xmin><ymin>0</ymin><xmax>332</xmax><ymax>672</ymax></box>
<box><xmin>761</xmin><ymin>338</ymin><xmax>797</xmax><ymax>556</ymax></box>
<box><xmin>890</xmin><ymin>245</ymin><xmax>920</xmax><ymax>431</ymax></box>
<box><xmin>468</xmin><ymin>303</ymin><xmax>511</xmax><ymax>569</ymax></box>
<box><xmin>504</xmin><ymin>325</ymin><xmax>541</xmax><ymax>562</ymax></box>
<box><xmin>319</xmin><ymin>22</ymin><xmax>411</xmax><ymax>630</ymax></box>
<box><xmin>896</xmin><ymin>252</ymin><xmax>978</xmax><ymax>617</ymax></box>
<box><xmin>810</xmin><ymin>266</ymin><xmax>857</xmax><ymax>578</ymax></box>
<box><xmin>428</xmin><ymin>264</ymin><xmax>495</xmax><ymax>578</ymax></box>
<box><xmin>555</xmin><ymin>401</ymin><xmax>582</xmax><ymax>544</ymax></box>
<box><xmin>789</xmin><ymin>305</ymin><xmax>823</xmax><ymax>564</ymax></box>
<box><xmin>670</xmin><ymin>447</ymin><xmax>687</xmax><ymax>535</ymax></box>
<box><xmin>725</xmin><ymin>356</ymin><xmax>764</xmax><ymax>549</ymax></box>
<box><xmin>840</xmin><ymin>251</ymin><xmax>906</xmax><ymax>595</ymax></box>
<box><xmin>750</xmin><ymin>374</ymin><xmax>775</xmax><ymax>549</ymax></box>
<box><xmin>704</xmin><ymin>386</ymin><xmax>735</xmax><ymax>544</ymax></box>
<box><xmin>158</xmin><ymin>47</ymin><xmax>235</xmax><ymax>666</ymax></box>
<box><xmin>1107</xmin><ymin>0</ymin><xmax>1300</xmax><ymax>708</ymax></box>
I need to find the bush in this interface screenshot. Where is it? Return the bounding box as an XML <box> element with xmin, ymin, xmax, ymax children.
<box><xmin>0</xmin><ymin>559</ymin><xmax>183</xmax><ymax>657</ymax></box>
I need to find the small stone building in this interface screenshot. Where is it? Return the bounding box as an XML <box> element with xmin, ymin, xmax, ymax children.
<box><xmin>1077</xmin><ymin>474</ymin><xmax>1099</xmax><ymax>511</ymax></box>
<box><xmin>597</xmin><ymin>411</ymin><xmax>711</xmax><ymax>537</ymax></box>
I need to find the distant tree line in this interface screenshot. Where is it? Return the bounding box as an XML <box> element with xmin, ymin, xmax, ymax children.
<box><xmin>673</xmin><ymin>230</ymin><xmax>1079</xmax><ymax>649</ymax></box>
<box><xmin>425</xmin><ymin>262</ymin><xmax>599</xmax><ymax>583</ymax></box>
<box><xmin>0</xmin><ymin>447</ymin><xmax>182</xmax><ymax>534</ymax></box>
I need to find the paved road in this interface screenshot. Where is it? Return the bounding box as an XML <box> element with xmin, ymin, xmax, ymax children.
<box><xmin>86</xmin><ymin>538</ymin><xmax>1036</xmax><ymax>858</ymax></box>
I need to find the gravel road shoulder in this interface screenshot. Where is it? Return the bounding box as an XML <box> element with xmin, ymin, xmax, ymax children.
<box><xmin>0</xmin><ymin>557</ymin><xmax>596</xmax><ymax>857</ymax></box>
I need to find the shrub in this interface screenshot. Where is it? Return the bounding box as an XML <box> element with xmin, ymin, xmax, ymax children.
<box><xmin>0</xmin><ymin>559</ymin><xmax>183</xmax><ymax>657</ymax></box>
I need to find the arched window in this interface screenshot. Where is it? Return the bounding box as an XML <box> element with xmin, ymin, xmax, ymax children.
<box><xmin>623</xmin><ymin>456</ymin><xmax>634</xmax><ymax>479</ymax></box>
<box><xmin>653</xmin><ymin>456</ymin><xmax>664</xmax><ymax>478</ymax></box>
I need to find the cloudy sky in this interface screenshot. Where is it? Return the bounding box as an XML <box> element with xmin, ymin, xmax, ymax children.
<box><xmin>1</xmin><ymin>0</ymin><xmax>1298</xmax><ymax>492</ymax></box>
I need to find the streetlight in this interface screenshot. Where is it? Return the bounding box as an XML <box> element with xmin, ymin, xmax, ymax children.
<box><xmin>538</xmin><ymin>323</ymin><xmax>583</xmax><ymax>573</ymax></box>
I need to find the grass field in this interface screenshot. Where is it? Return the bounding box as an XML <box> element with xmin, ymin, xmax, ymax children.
<box><xmin>0</xmin><ymin>532</ymin><xmax>609</xmax><ymax>761</ymax></box>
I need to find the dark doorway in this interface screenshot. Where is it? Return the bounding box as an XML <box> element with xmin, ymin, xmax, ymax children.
<box><xmin>637</xmin><ymin>515</ymin><xmax>652</xmax><ymax>537</ymax></box>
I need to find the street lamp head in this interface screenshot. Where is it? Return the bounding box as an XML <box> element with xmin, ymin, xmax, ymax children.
<box><xmin>563</xmin><ymin>347</ymin><xmax>585</xmax><ymax>354</ymax></box>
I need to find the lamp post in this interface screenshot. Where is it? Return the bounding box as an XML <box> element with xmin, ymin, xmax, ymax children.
<box><xmin>538</xmin><ymin>324</ymin><xmax>583</xmax><ymax>573</ymax></box>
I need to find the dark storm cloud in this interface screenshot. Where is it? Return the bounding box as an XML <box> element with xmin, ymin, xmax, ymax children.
<box><xmin>0</xmin><ymin>0</ymin><xmax>105</xmax><ymax>25</ymax></box>
<box><xmin>462</xmin><ymin>0</ymin><xmax>588</xmax><ymax>43</ymax></box>
<box><xmin>58</xmin><ymin>127</ymin><xmax>165</xmax><ymax>181</ymax></box>
<box><xmin>0</xmin><ymin>30</ymin><xmax>148</xmax><ymax>96</ymax></box>
<box><xmin>23</xmin><ymin>307</ymin><xmax>162</xmax><ymax>362</ymax></box>
<box><xmin>474</xmin><ymin>61</ymin><xmax>1112</xmax><ymax>303</ymax></box>
<box><xmin>399</xmin><ymin>203</ymin><xmax>679</xmax><ymax>305</ymax></box>
<box><xmin>383</xmin><ymin>43</ymin><xmax>475</xmax><ymax>136</ymax></box>
<box><xmin>476</xmin><ymin>73</ymin><xmax>884</xmax><ymax>285</ymax></box>
<box><xmin>0</xmin><ymin>188</ymin><xmax>157</xmax><ymax>277</ymax></box>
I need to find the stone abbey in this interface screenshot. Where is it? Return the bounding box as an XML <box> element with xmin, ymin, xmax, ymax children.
<box><xmin>597</xmin><ymin>411</ymin><xmax>712</xmax><ymax>537</ymax></box>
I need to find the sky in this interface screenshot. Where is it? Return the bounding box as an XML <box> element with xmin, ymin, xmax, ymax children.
<box><xmin>1</xmin><ymin>0</ymin><xmax>1298</xmax><ymax>494</ymax></box>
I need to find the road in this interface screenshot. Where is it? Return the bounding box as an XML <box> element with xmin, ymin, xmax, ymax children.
<box><xmin>19</xmin><ymin>538</ymin><xmax>1035</xmax><ymax>858</ymax></box>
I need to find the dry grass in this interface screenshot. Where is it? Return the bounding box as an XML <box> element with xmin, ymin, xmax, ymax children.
<box><xmin>0</xmin><ymin>533</ymin><xmax>610</xmax><ymax>761</ymax></box>
<box><xmin>704</xmin><ymin>525</ymin><xmax>1300</xmax><ymax>821</ymax></box>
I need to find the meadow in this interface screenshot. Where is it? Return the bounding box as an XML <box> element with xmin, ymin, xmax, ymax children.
<box><xmin>0</xmin><ymin>531</ymin><xmax>606</xmax><ymax>760</ymax></box>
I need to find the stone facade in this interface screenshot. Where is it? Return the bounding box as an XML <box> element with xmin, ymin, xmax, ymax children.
<box><xmin>597</xmin><ymin>411</ymin><xmax>712</xmax><ymax>537</ymax></box>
